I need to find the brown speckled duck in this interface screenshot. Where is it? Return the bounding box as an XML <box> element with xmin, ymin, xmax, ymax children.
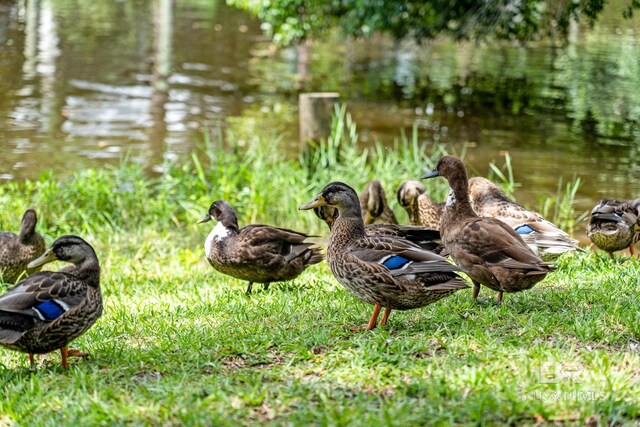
<box><xmin>313</xmin><ymin>205</ymin><xmax>446</xmax><ymax>255</ymax></box>
<box><xmin>397</xmin><ymin>180</ymin><xmax>444</xmax><ymax>230</ymax></box>
<box><xmin>359</xmin><ymin>180</ymin><xmax>398</xmax><ymax>225</ymax></box>
<box><xmin>422</xmin><ymin>156</ymin><xmax>554</xmax><ymax>303</ymax></box>
<box><xmin>587</xmin><ymin>198</ymin><xmax>640</xmax><ymax>257</ymax></box>
<box><xmin>0</xmin><ymin>209</ymin><xmax>46</xmax><ymax>284</ymax></box>
<box><xmin>468</xmin><ymin>177</ymin><xmax>583</xmax><ymax>261</ymax></box>
<box><xmin>0</xmin><ymin>235</ymin><xmax>102</xmax><ymax>368</ymax></box>
<box><xmin>199</xmin><ymin>200</ymin><xmax>323</xmax><ymax>294</ymax></box>
<box><xmin>300</xmin><ymin>182</ymin><xmax>467</xmax><ymax>330</ymax></box>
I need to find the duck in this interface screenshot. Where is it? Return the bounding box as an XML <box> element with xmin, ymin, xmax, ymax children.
<box><xmin>468</xmin><ymin>177</ymin><xmax>583</xmax><ymax>261</ymax></box>
<box><xmin>422</xmin><ymin>156</ymin><xmax>554</xmax><ymax>303</ymax></box>
<box><xmin>0</xmin><ymin>235</ymin><xmax>102</xmax><ymax>368</ymax></box>
<box><xmin>397</xmin><ymin>180</ymin><xmax>445</xmax><ymax>230</ymax></box>
<box><xmin>359</xmin><ymin>180</ymin><xmax>399</xmax><ymax>225</ymax></box>
<box><xmin>199</xmin><ymin>200</ymin><xmax>323</xmax><ymax>294</ymax></box>
<box><xmin>313</xmin><ymin>205</ymin><xmax>446</xmax><ymax>255</ymax></box>
<box><xmin>300</xmin><ymin>182</ymin><xmax>467</xmax><ymax>330</ymax></box>
<box><xmin>0</xmin><ymin>209</ymin><xmax>46</xmax><ymax>284</ymax></box>
<box><xmin>587</xmin><ymin>198</ymin><xmax>640</xmax><ymax>257</ymax></box>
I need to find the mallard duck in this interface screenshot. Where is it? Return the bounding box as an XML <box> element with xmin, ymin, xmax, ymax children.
<box><xmin>359</xmin><ymin>180</ymin><xmax>398</xmax><ymax>225</ymax></box>
<box><xmin>468</xmin><ymin>177</ymin><xmax>583</xmax><ymax>261</ymax></box>
<box><xmin>0</xmin><ymin>235</ymin><xmax>102</xmax><ymax>368</ymax></box>
<box><xmin>0</xmin><ymin>209</ymin><xmax>46</xmax><ymax>284</ymax></box>
<box><xmin>587</xmin><ymin>198</ymin><xmax>640</xmax><ymax>257</ymax></box>
<box><xmin>199</xmin><ymin>200</ymin><xmax>323</xmax><ymax>294</ymax></box>
<box><xmin>397</xmin><ymin>180</ymin><xmax>444</xmax><ymax>230</ymax></box>
<box><xmin>422</xmin><ymin>156</ymin><xmax>554</xmax><ymax>303</ymax></box>
<box><xmin>313</xmin><ymin>205</ymin><xmax>446</xmax><ymax>254</ymax></box>
<box><xmin>300</xmin><ymin>182</ymin><xmax>467</xmax><ymax>330</ymax></box>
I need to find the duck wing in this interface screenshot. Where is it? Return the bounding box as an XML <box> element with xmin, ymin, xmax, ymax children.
<box><xmin>234</xmin><ymin>225</ymin><xmax>322</xmax><ymax>264</ymax></box>
<box><xmin>452</xmin><ymin>217</ymin><xmax>553</xmax><ymax>273</ymax></box>
<box><xmin>348</xmin><ymin>235</ymin><xmax>461</xmax><ymax>278</ymax></box>
<box><xmin>0</xmin><ymin>272</ymin><xmax>86</xmax><ymax>343</ymax></box>
<box><xmin>591</xmin><ymin>201</ymin><xmax>639</xmax><ymax>227</ymax></box>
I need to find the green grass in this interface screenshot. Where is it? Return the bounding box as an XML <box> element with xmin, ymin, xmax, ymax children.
<box><xmin>0</xmin><ymin>115</ymin><xmax>638</xmax><ymax>425</ymax></box>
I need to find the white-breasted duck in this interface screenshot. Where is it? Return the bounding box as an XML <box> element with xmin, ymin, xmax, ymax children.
<box><xmin>199</xmin><ymin>200</ymin><xmax>323</xmax><ymax>294</ymax></box>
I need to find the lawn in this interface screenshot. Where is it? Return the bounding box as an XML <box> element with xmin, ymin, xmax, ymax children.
<box><xmin>0</xmin><ymin>118</ymin><xmax>638</xmax><ymax>425</ymax></box>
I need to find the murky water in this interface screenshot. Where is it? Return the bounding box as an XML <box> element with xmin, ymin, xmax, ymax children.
<box><xmin>1</xmin><ymin>0</ymin><xmax>639</xmax><ymax>223</ymax></box>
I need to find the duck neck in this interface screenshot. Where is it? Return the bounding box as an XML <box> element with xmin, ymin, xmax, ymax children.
<box><xmin>219</xmin><ymin>210</ymin><xmax>240</xmax><ymax>235</ymax></box>
<box><xmin>330</xmin><ymin>205</ymin><xmax>366</xmax><ymax>248</ymax></box>
<box><xmin>68</xmin><ymin>259</ymin><xmax>101</xmax><ymax>289</ymax></box>
<box><xmin>19</xmin><ymin>220</ymin><xmax>37</xmax><ymax>244</ymax></box>
<box><xmin>443</xmin><ymin>172</ymin><xmax>477</xmax><ymax>220</ymax></box>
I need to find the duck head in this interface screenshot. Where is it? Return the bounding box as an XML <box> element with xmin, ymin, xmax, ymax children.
<box><xmin>397</xmin><ymin>180</ymin><xmax>425</xmax><ymax>222</ymax></box>
<box><xmin>421</xmin><ymin>156</ymin><xmax>468</xmax><ymax>183</ymax></box>
<box><xmin>28</xmin><ymin>235</ymin><xmax>98</xmax><ymax>269</ymax></box>
<box><xmin>18</xmin><ymin>209</ymin><xmax>39</xmax><ymax>242</ymax></box>
<box><xmin>422</xmin><ymin>156</ymin><xmax>474</xmax><ymax>213</ymax></box>
<box><xmin>199</xmin><ymin>200</ymin><xmax>240</xmax><ymax>230</ymax></box>
<box><xmin>359</xmin><ymin>180</ymin><xmax>386</xmax><ymax>223</ymax></box>
<box><xmin>299</xmin><ymin>182</ymin><xmax>362</xmax><ymax>217</ymax></box>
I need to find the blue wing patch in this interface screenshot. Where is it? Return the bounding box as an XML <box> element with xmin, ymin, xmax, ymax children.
<box><xmin>382</xmin><ymin>255</ymin><xmax>410</xmax><ymax>270</ymax></box>
<box><xmin>33</xmin><ymin>300</ymin><xmax>65</xmax><ymax>321</ymax></box>
<box><xmin>515</xmin><ymin>224</ymin><xmax>535</xmax><ymax>235</ymax></box>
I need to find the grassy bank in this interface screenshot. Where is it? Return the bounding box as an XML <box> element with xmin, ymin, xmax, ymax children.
<box><xmin>0</xmin><ymin>115</ymin><xmax>638</xmax><ymax>425</ymax></box>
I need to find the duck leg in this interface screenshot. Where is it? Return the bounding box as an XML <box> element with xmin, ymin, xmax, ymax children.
<box><xmin>380</xmin><ymin>307</ymin><xmax>392</xmax><ymax>327</ymax></box>
<box><xmin>245</xmin><ymin>282</ymin><xmax>253</xmax><ymax>295</ymax></box>
<box><xmin>60</xmin><ymin>346</ymin><xmax>69</xmax><ymax>369</ymax></box>
<box><xmin>630</xmin><ymin>246</ymin><xmax>635</xmax><ymax>256</ymax></box>
<box><xmin>28</xmin><ymin>353</ymin><xmax>34</xmax><ymax>368</ymax></box>
<box><xmin>263</xmin><ymin>283</ymin><xmax>270</xmax><ymax>291</ymax></box>
<box><xmin>366</xmin><ymin>304</ymin><xmax>382</xmax><ymax>330</ymax></box>
<box><xmin>496</xmin><ymin>291</ymin><xmax>504</xmax><ymax>304</ymax></box>
<box><xmin>472</xmin><ymin>281</ymin><xmax>481</xmax><ymax>300</ymax></box>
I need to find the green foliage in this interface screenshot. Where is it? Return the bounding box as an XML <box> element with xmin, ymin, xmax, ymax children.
<box><xmin>227</xmin><ymin>0</ymin><xmax>640</xmax><ymax>45</ymax></box>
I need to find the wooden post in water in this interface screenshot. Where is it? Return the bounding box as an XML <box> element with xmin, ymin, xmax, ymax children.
<box><xmin>299</xmin><ymin>93</ymin><xmax>340</xmax><ymax>149</ymax></box>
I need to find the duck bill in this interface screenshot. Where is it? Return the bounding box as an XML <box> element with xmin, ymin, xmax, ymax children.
<box><xmin>27</xmin><ymin>249</ymin><xmax>58</xmax><ymax>269</ymax></box>
<box><xmin>299</xmin><ymin>195</ymin><xmax>327</xmax><ymax>210</ymax></box>
<box><xmin>421</xmin><ymin>169</ymin><xmax>440</xmax><ymax>180</ymax></box>
<box><xmin>197</xmin><ymin>214</ymin><xmax>212</xmax><ymax>224</ymax></box>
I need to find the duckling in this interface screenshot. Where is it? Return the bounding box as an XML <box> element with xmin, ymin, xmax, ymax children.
<box><xmin>199</xmin><ymin>200</ymin><xmax>323</xmax><ymax>294</ymax></box>
<box><xmin>397</xmin><ymin>180</ymin><xmax>445</xmax><ymax>230</ymax></box>
<box><xmin>300</xmin><ymin>182</ymin><xmax>467</xmax><ymax>330</ymax></box>
<box><xmin>0</xmin><ymin>209</ymin><xmax>46</xmax><ymax>284</ymax></box>
<box><xmin>587</xmin><ymin>198</ymin><xmax>640</xmax><ymax>258</ymax></box>
<box><xmin>0</xmin><ymin>235</ymin><xmax>102</xmax><ymax>368</ymax></box>
<box><xmin>313</xmin><ymin>205</ymin><xmax>445</xmax><ymax>254</ymax></box>
<box><xmin>468</xmin><ymin>177</ymin><xmax>583</xmax><ymax>261</ymax></box>
<box><xmin>422</xmin><ymin>156</ymin><xmax>554</xmax><ymax>303</ymax></box>
<box><xmin>359</xmin><ymin>180</ymin><xmax>398</xmax><ymax>225</ymax></box>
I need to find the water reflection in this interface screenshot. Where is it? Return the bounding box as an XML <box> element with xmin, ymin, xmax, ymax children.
<box><xmin>0</xmin><ymin>0</ymin><xmax>638</xmax><ymax>218</ymax></box>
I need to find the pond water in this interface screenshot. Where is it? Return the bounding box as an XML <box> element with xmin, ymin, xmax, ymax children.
<box><xmin>1</xmin><ymin>0</ymin><xmax>639</xmax><ymax>229</ymax></box>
